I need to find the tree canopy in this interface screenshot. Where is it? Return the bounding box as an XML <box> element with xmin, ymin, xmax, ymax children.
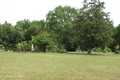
<box><xmin>46</xmin><ymin>5</ymin><xmax>78</xmax><ymax>50</ymax></box>
<box><xmin>75</xmin><ymin>0</ymin><xmax>113</xmax><ymax>54</ymax></box>
<box><xmin>0</xmin><ymin>1</ymin><xmax>118</xmax><ymax>54</ymax></box>
<box><xmin>31</xmin><ymin>31</ymin><xmax>54</xmax><ymax>52</ymax></box>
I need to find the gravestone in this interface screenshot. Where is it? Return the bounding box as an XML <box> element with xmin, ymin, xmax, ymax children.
<box><xmin>31</xmin><ymin>44</ymin><xmax>34</xmax><ymax>52</ymax></box>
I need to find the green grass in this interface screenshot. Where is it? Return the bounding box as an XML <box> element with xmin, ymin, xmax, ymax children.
<box><xmin>0</xmin><ymin>51</ymin><xmax>120</xmax><ymax>80</ymax></box>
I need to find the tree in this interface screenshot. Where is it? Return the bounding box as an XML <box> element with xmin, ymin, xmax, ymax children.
<box><xmin>29</xmin><ymin>20</ymin><xmax>45</xmax><ymax>36</ymax></box>
<box><xmin>108</xmin><ymin>26</ymin><xmax>117</xmax><ymax>51</ymax></box>
<box><xmin>0</xmin><ymin>21</ymin><xmax>16</xmax><ymax>49</ymax></box>
<box><xmin>15</xmin><ymin>19</ymin><xmax>31</xmax><ymax>42</ymax></box>
<box><xmin>12</xmin><ymin>25</ymin><xmax>24</xmax><ymax>45</ymax></box>
<box><xmin>114</xmin><ymin>24</ymin><xmax>120</xmax><ymax>50</ymax></box>
<box><xmin>75</xmin><ymin>0</ymin><xmax>113</xmax><ymax>54</ymax></box>
<box><xmin>15</xmin><ymin>19</ymin><xmax>46</xmax><ymax>42</ymax></box>
<box><xmin>0</xmin><ymin>21</ymin><xmax>24</xmax><ymax>49</ymax></box>
<box><xmin>46</xmin><ymin>5</ymin><xmax>78</xmax><ymax>50</ymax></box>
<box><xmin>32</xmin><ymin>31</ymin><xmax>54</xmax><ymax>52</ymax></box>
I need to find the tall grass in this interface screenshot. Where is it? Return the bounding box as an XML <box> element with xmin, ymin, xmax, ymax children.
<box><xmin>0</xmin><ymin>51</ymin><xmax>120</xmax><ymax>80</ymax></box>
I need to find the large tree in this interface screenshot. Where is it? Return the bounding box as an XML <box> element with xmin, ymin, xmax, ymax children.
<box><xmin>46</xmin><ymin>5</ymin><xmax>78</xmax><ymax>50</ymax></box>
<box><xmin>32</xmin><ymin>31</ymin><xmax>54</xmax><ymax>52</ymax></box>
<box><xmin>75</xmin><ymin>0</ymin><xmax>113</xmax><ymax>54</ymax></box>
<box><xmin>15</xmin><ymin>19</ymin><xmax>45</xmax><ymax>42</ymax></box>
<box><xmin>0</xmin><ymin>21</ymin><xmax>13</xmax><ymax>48</ymax></box>
<box><xmin>115</xmin><ymin>24</ymin><xmax>120</xmax><ymax>50</ymax></box>
<box><xmin>15</xmin><ymin>19</ymin><xmax>31</xmax><ymax>42</ymax></box>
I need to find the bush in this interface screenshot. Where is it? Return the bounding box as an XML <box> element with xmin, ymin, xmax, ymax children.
<box><xmin>92</xmin><ymin>47</ymin><xmax>102</xmax><ymax>52</ymax></box>
<box><xmin>49</xmin><ymin>45</ymin><xmax>67</xmax><ymax>53</ymax></box>
<box><xmin>49</xmin><ymin>45</ymin><xmax>60</xmax><ymax>53</ymax></box>
<box><xmin>104</xmin><ymin>47</ymin><xmax>112</xmax><ymax>52</ymax></box>
<box><xmin>34</xmin><ymin>49</ymin><xmax>40</xmax><ymax>52</ymax></box>
<box><xmin>115</xmin><ymin>50</ymin><xmax>120</xmax><ymax>54</ymax></box>
<box><xmin>59</xmin><ymin>49</ymin><xmax>67</xmax><ymax>53</ymax></box>
<box><xmin>49</xmin><ymin>47</ymin><xmax>59</xmax><ymax>53</ymax></box>
<box><xmin>103</xmin><ymin>50</ymin><xmax>108</xmax><ymax>53</ymax></box>
<box><xmin>16</xmin><ymin>43</ymin><xmax>22</xmax><ymax>50</ymax></box>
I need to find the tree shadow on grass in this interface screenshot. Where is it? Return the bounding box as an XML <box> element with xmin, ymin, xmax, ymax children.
<box><xmin>65</xmin><ymin>52</ymin><xmax>112</xmax><ymax>56</ymax></box>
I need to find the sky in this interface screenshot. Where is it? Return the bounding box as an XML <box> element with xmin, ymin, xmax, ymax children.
<box><xmin>0</xmin><ymin>0</ymin><xmax>120</xmax><ymax>27</ymax></box>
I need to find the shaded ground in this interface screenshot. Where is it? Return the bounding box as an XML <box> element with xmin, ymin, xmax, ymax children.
<box><xmin>65</xmin><ymin>52</ymin><xmax>113</xmax><ymax>56</ymax></box>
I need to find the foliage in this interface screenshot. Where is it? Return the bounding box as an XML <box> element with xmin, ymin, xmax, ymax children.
<box><xmin>92</xmin><ymin>47</ymin><xmax>102</xmax><ymax>52</ymax></box>
<box><xmin>103</xmin><ymin>50</ymin><xmax>107</xmax><ymax>53</ymax></box>
<box><xmin>108</xmin><ymin>26</ymin><xmax>118</xmax><ymax>52</ymax></box>
<box><xmin>49</xmin><ymin>46</ymin><xmax>67</xmax><ymax>53</ymax></box>
<box><xmin>0</xmin><ymin>21</ymin><xmax>18</xmax><ymax>48</ymax></box>
<box><xmin>15</xmin><ymin>19</ymin><xmax>31</xmax><ymax>42</ymax></box>
<box><xmin>16</xmin><ymin>43</ymin><xmax>22</xmax><ymax>50</ymax></box>
<box><xmin>75</xmin><ymin>0</ymin><xmax>113</xmax><ymax>54</ymax></box>
<box><xmin>116</xmin><ymin>24</ymin><xmax>120</xmax><ymax>45</ymax></box>
<box><xmin>115</xmin><ymin>45</ymin><xmax>119</xmax><ymax>50</ymax></box>
<box><xmin>0</xmin><ymin>44</ymin><xmax>3</xmax><ymax>47</ymax></box>
<box><xmin>21</xmin><ymin>41</ymin><xmax>27</xmax><ymax>48</ymax></box>
<box><xmin>0</xmin><ymin>3</ymin><xmax>117</xmax><ymax>52</ymax></box>
<box><xmin>16</xmin><ymin>41</ymin><xmax>30</xmax><ymax>50</ymax></box>
<box><xmin>49</xmin><ymin>45</ymin><xmax>60</xmax><ymax>53</ymax></box>
<box><xmin>115</xmin><ymin>50</ymin><xmax>120</xmax><ymax>54</ymax></box>
<box><xmin>34</xmin><ymin>49</ymin><xmax>40</xmax><ymax>52</ymax></box>
<box><xmin>46</xmin><ymin>5</ymin><xmax>78</xmax><ymax>51</ymax></box>
<box><xmin>104</xmin><ymin>47</ymin><xmax>112</xmax><ymax>52</ymax></box>
<box><xmin>15</xmin><ymin>19</ymin><xmax>45</xmax><ymax>42</ymax></box>
<box><xmin>32</xmin><ymin>31</ymin><xmax>54</xmax><ymax>46</ymax></box>
<box><xmin>59</xmin><ymin>49</ymin><xmax>67</xmax><ymax>53</ymax></box>
<box><xmin>31</xmin><ymin>31</ymin><xmax>54</xmax><ymax>52</ymax></box>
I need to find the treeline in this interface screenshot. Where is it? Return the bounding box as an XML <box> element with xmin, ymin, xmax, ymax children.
<box><xmin>0</xmin><ymin>0</ymin><xmax>120</xmax><ymax>54</ymax></box>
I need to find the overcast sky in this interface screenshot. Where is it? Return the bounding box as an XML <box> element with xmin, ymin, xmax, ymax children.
<box><xmin>0</xmin><ymin>0</ymin><xmax>120</xmax><ymax>27</ymax></box>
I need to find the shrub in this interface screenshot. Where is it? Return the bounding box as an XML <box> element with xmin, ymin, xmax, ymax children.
<box><xmin>49</xmin><ymin>46</ymin><xmax>59</xmax><ymax>53</ymax></box>
<box><xmin>34</xmin><ymin>49</ymin><xmax>40</xmax><ymax>52</ymax></box>
<box><xmin>92</xmin><ymin>47</ymin><xmax>102</xmax><ymax>52</ymax></box>
<box><xmin>49</xmin><ymin>45</ymin><xmax>67</xmax><ymax>53</ymax></box>
<box><xmin>49</xmin><ymin>45</ymin><xmax>60</xmax><ymax>52</ymax></box>
<box><xmin>59</xmin><ymin>49</ymin><xmax>67</xmax><ymax>53</ymax></box>
<box><xmin>103</xmin><ymin>50</ymin><xmax>108</xmax><ymax>53</ymax></box>
<box><xmin>104</xmin><ymin>47</ymin><xmax>112</xmax><ymax>52</ymax></box>
<box><xmin>16</xmin><ymin>43</ymin><xmax>22</xmax><ymax>50</ymax></box>
<box><xmin>115</xmin><ymin>50</ymin><xmax>120</xmax><ymax>54</ymax></box>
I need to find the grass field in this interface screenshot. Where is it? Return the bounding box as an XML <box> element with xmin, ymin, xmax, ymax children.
<box><xmin>0</xmin><ymin>51</ymin><xmax>120</xmax><ymax>80</ymax></box>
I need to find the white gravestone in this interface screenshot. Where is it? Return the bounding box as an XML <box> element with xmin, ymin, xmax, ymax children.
<box><xmin>31</xmin><ymin>44</ymin><xmax>34</xmax><ymax>52</ymax></box>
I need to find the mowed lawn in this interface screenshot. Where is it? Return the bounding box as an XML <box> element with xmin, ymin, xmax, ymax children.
<box><xmin>0</xmin><ymin>51</ymin><xmax>120</xmax><ymax>80</ymax></box>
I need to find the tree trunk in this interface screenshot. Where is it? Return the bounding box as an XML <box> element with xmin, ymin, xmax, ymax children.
<box><xmin>88</xmin><ymin>47</ymin><xmax>91</xmax><ymax>55</ymax></box>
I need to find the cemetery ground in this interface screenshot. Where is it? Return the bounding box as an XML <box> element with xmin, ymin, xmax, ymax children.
<box><xmin>0</xmin><ymin>51</ymin><xmax>120</xmax><ymax>80</ymax></box>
